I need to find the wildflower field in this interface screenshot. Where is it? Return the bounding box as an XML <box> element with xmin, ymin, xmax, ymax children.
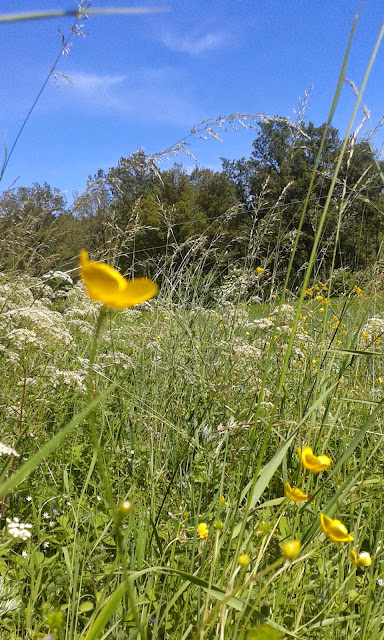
<box><xmin>1</xmin><ymin>258</ymin><xmax>384</xmax><ymax>639</ymax></box>
<box><xmin>1</xmin><ymin>5</ymin><xmax>384</xmax><ymax>640</ymax></box>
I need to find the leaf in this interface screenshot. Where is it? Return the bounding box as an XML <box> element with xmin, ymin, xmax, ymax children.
<box><xmin>79</xmin><ymin>601</ymin><xmax>95</xmax><ymax>613</ymax></box>
<box><xmin>328</xmin><ymin>348</ymin><xmax>382</xmax><ymax>356</ymax></box>
<box><xmin>248</xmin><ymin>625</ymin><xmax>282</xmax><ymax>639</ymax></box>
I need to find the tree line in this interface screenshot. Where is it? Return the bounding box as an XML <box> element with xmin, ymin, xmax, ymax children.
<box><xmin>1</xmin><ymin>119</ymin><xmax>383</xmax><ymax>289</ymax></box>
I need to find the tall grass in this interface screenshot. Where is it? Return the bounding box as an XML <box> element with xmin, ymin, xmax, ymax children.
<box><xmin>1</xmin><ymin>8</ymin><xmax>384</xmax><ymax>640</ymax></box>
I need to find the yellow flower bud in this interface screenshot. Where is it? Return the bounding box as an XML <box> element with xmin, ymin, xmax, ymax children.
<box><xmin>282</xmin><ymin>540</ymin><xmax>301</xmax><ymax>560</ymax></box>
<box><xmin>238</xmin><ymin>553</ymin><xmax>250</xmax><ymax>567</ymax></box>
<box><xmin>115</xmin><ymin>500</ymin><xmax>133</xmax><ymax>525</ymax></box>
<box><xmin>118</xmin><ymin>500</ymin><xmax>133</xmax><ymax>516</ymax></box>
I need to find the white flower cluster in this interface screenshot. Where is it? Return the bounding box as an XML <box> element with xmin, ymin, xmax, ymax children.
<box><xmin>249</xmin><ymin>317</ymin><xmax>274</xmax><ymax>331</ymax></box>
<box><xmin>231</xmin><ymin>337</ymin><xmax>263</xmax><ymax>360</ymax></box>
<box><xmin>214</xmin><ymin>268</ymin><xmax>264</xmax><ymax>304</ymax></box>
<box><xmin>7</xmin><ymin>328</ymin><xmax>45</xmax><ymax>349</ymax></box>
<box><xmin>272</xmin><ymin>304</ymin><xmax>296</xmax><ymax>324</ymax></box>
<box><xmin>0</xmin><ymin>280</ymin><xmax>34</xmax><ymax>312</ymax></box>
<box><xmin>42</xmin><ymin>270</ymin><xmax>73</xmax><ymax>285</ymax></box>
<box><xmin>98</xmin><ymin>351</ymin><xmax>134</xmax><ymax>371</ymax></box>
<box><xmin>0</xmin><ymin>441</ymin><xmax>19</xmax><ymax>457</ymax></box>
<box><xmin>64</xmin><ymin>282</ymin><xmax>101</xmax><ymax>319</ymax></box>
<box><xmin>6</xmin><ymin>518</ymin><xmax>32</xmax><ymax>541</ymax></box>
<box><xmin>5</xmin><ymin>306</ymin><xmax>73</xmax><ymax>346</ymax></box>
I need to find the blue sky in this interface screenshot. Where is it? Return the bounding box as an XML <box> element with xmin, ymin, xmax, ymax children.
<box><xmin>0</xmin><ymin>0</ymin><xmax>383</xmax><ymax>203</ymax></box>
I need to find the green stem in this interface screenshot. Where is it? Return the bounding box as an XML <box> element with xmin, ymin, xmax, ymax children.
<box><xmin>86</xmin><ymin>307</ymin><xmax>114</xmax><ymax>509</ymax></box>
<box><xmin>86</xmin><ymin>306</ymin><xmax>145</xmax><ymax>638</ymax></box>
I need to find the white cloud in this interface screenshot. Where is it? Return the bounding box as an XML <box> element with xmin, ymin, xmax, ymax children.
<box><xmin>162</xmin><ymin>31</ymin><xmax>227</xmax><ymax>56</ymax></box>
<box><xmin>53</xmin><ymin>68</ymin><xmax>202</xmax><ymax>126</ymax></box>
<box><xmin>69</xmin><ymin>72</ymin><xmax>126</xmax><ymax>93</ymax></box>
<box><xmin>63</xmin><ymin>72</ymin><xmax>126</xmax><ymax>108</ymax></box>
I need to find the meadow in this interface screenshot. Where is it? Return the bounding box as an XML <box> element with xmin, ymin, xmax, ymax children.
<box><xmin>1</xmin><ymin>7</ymin><xmax>384</xmax><ymax>640</ymax></box>
<box><xmin>1</xmin><ymin>257</ymin><xmax>384</xmax><ymax>639</ymax></box>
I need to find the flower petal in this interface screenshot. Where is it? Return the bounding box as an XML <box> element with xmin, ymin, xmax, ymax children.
<box><xmin>79</xmin><ymin>251</ymin><xmax>158</xmax><ymax>309</ymax></box>
<box><xmin>115</xmin><ymin>278</ymin><xmax>159</xmax><ymax>309</ymax></box>
<box><xmin>284</xmin><ymin>482</ymin><xmax>308</xmax><ymax>502</ymax></box>
<box><xmin>298</xmin><ymin>446</ymin><xmax>331</xmax><ymax>472</ymax></box>
<box><xmin>320</xmin><ymin>513</ymin><xmax>354</xmax><ymax>542</ymax></box>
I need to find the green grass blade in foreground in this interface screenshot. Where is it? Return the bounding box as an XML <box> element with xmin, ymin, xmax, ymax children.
<box><xmin>82</xmin><ymin>567</ymin><xmax>297</xmax><ymax>640</ymax></box>
<box><xmin>0</xmin><ymin>7</ymin><xmax>169</xmax><ymax>24</ymax></box>
<box><xmin>0</xmin><ymin>383</ymin><xmax>116</xmax><ymax>501</ymax></box>
<box><xmin>0</xmin><ymin>138</ymin><xmax>7</xmax><ymax>180</ymax></box>
<box><xmin>329</xmin><ymin>348</ymin><xmax>382</xmax><ymax>356</ymax></box>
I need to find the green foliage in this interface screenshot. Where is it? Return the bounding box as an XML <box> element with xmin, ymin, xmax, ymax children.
<box><xmin>1</xmin><ymin>120</ymin><xmax>382</xmax><ymax>284</ymax></box>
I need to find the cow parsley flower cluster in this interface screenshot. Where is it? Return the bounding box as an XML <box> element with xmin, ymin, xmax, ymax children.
<box><xmin>0</xmin><ymin>441</ymin><xmax>19</xmax><ymax>457</ymax></box>
<box><xmin>6</xmin><ymin>518</ymin><xmax>32</xmax><ymax>541</ymax></box>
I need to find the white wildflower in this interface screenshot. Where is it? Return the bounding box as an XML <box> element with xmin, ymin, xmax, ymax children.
<box><xmin>7</xmin><ymin>328</ymin><xmax>44</xmax><ymax>349</ymax></box>
<box><xmin>6</xmin><ymin>517</ymin><xmax>32</xmax><ymax>541</ymax></box>
<box><xmin>42</xmin><ymin>270</ymin><xmax>73</xmax><ymax>285</ymax></box>
<box><xmin>0</xmin><ymin>442</ymin><xmax>19</xmax><ymax>457</ymax></box>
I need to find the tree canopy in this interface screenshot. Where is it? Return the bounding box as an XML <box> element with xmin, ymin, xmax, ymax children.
<box><xmin>1</xmin><ymin>119</ymin><xmax>383</xmax><ymax>291</ymax></box>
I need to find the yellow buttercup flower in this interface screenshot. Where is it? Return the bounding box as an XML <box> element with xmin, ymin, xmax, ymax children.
<box><xmin>350</xmin><ymin>549</ymin><xmax>372</xmax><ymax>567</ymax></box>
<box><xmin>319</xmin><ymin>513</ymin><xmax>354</xmax><ymax>542</ymax></box>
<box><xmin>197</xmin><ymin>522</ymin><xmax>209</xmax><ymax>539</ymax></box>
<box><xmin>256</xmin><ymin>266</ymin><xmax>264</xmax><ymax>274</ymax></box>
<box><xmin>220</xmin><ymin>495</ymin><xmax>229</xmax><ymax>507</ymax></box>
<box><xmin>282</xmin><ymin>539</ymin><xmax>301</xmax><ymax>559</ymax></box>
<box><xmin>284</xmin><ymin>482</ymin><xmax>308</xmax><ymax>502</ymax></box>
<box><xmin>298</xmin><ymin>446</ymin><xmax>331</xmax><ymax>473</ymax></box>
<box><xmin>79</xmin><ymin>250</ymin><xmax>158</xmax><ymax>310</ymax></box>
<box><xmin>238</xmin><ymin>553</ymin><xmax>250</xmax><ymax>567</ymax></box>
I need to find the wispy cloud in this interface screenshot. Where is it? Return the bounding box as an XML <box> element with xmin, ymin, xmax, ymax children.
<box><xmin>64</xmin><ymin>72</ymin><xmax>126</xmax><ymax>108</ymax></box>
<box><xmin>161</xmin><ymin>31</ymin><xmax>228</xmax><ymax>56</ymax></box>
<box><xmin>69</xmin><ymin>72</ymin><xmax>126</xmax><ymax>93</ymax></box>
<box><xmin>52</xmin><ymin>67</ymin><xmax>202</xmax><ymax>126</ymax></box>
